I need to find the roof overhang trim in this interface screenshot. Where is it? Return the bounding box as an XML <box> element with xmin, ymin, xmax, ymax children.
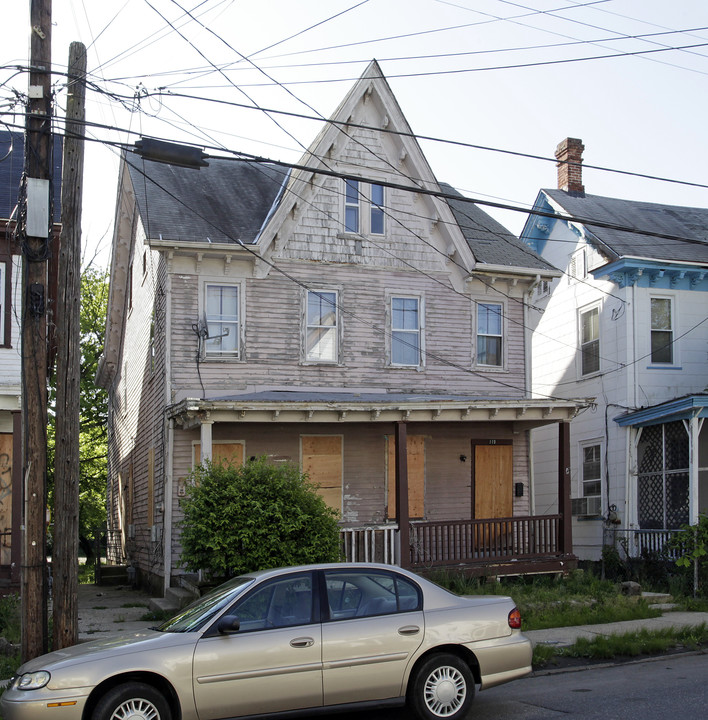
<box><xmin>170</xmin><ymin>397</ymin><xmax>589</xmax><ymax>429</ymax></box>
<box><xmin>615</xmin><ymin>396</ymin><xmax>708</xmax><ymax>427</ymax></box>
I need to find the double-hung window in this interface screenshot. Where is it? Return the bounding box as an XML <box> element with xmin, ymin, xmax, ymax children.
<box><xmin>306</xmin><ymin>290</ymin><xmax>338</xmax><ymax>362</ymax></box>
<box><xmin>580</xmin><ymin>306</ymin><xmax>599</xmax><ymax>376</ymax></box>
<box><xmin>650</xmin><ymin>297</ymin><xmax>673</xmax><ymax>364</ymax></box>
<box><xmin>344</xmin><ymin>180</ymin><xmax>360</xmax><ymax>234</ymax></box>
<box><xmin>205</xmin><ymin>284</ymin><xmax>239</xmax><ymax>358</ymax></box>
<box><xmin>581</xmin><ymin>443</ymin><xmax>602</xmax><ymax>498</ymax></box>
<box><xmin>391</xmin><ymin>296</ymin><xmax>421</xmax><ymax>366</ymax></box>
<box><xmin>476</xmin><ymin>302</ymin><xmax>503</xmax><ymax>367</ymax></box>
<box><xmin>343</xmin><ymin>179</ymin><xmax>385</xmax><ymax>235</ymax></box>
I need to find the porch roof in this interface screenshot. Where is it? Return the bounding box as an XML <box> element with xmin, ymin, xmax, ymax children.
<box><xmin>614</xmin><ymin>393</ymin><xmax>708</xmax><ymax>427</ymax></box>
<box><xmin>170</xmin><ymin>391</ymin><xmax>589</xmax><ymax>429</ymax></box>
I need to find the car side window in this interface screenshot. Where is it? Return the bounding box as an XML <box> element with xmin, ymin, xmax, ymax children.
<box><xmin>324</xmin><ymin>570</ymin><xmax>421</xmax><ymax>621</ymax></box>
<box><xmin>234</xmin><ymin>574</ymin><xmax>313</xmax><ymax>631</ymax></box>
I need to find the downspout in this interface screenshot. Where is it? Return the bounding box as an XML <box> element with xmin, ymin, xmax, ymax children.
<box><xmin>163</xmin><ymin>269</ymin><xmax>173</xmax><ymax>596</ymax></box>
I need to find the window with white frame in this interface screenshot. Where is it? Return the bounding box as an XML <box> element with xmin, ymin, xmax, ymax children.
<box><xmin>579</xmin><ymin>305</ymin><xmax>599</xmax><ymax>376</ymax></box>
<box><xmin>476</xmin><ymin>302</ymin><xmax>503</xmax><ymax>367</ymax></box>
<box><xmin>370</xmin><ymin>183</ymin><xmax>384</xmax><ymax>235</ymax></box>
<box><xmin>344</xmin><ymin>180</ymin><xmax>360</xmax><ymax>233</ymax></box>
<box><xmin>306</xmin><ymin>289</ymin><xmax>338</xmax><ymax>362</ymax></box>
<box><xmin>343</xmin><ymin>179</ymin><xmax>385</xmax><ymax>235</ymax></box>
<box><xmin>205</xmin><ymin>284</ymin><xmax>239</xmax><ymax>357</ymax></box>
<box><xmin>391</xmin><ymin>296</ymin><xmax>421</xmax><ymax>366</ymax></box>
<box><xmin>568</xmin><ymin>248</ymin><xmax>586</xmax><ymax>283</ymax></box>
<box><xmin>0</xmin><ymin>261</ymin><xmax>6</xmax><ymax>344</ymax></box>
<box><xmin>581</xmin><ymin>443</ymin><xmax>602</xmax><ymax>498</ymax></box>
<box><xmin>650</xmin><ymin>297</ymin><xmax>673</xmax><ymax>364</ymax></box>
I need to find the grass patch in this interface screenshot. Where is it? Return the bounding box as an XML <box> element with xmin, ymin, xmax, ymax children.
<box><xmin>533</xmin><ymin>623</ymin><xmax>708</xmax><ymax>668</ymax></box>
<box><xmin>140</xmin><ymin>609</ymin><xmax>173</xmax><ymax>623</ymax></box>
<box><xmin>121</xmin><ymin>603</ymin><xmax>148</xmax><ymax>609</ymax></box>
<box><xmin>431</xmin><ymin>569</ymin><xmax>663</xmax><ymax>631</ymax></box>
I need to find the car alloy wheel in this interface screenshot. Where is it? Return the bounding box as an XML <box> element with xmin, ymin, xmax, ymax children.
<box><xmin>93</xmin><ymin>682</ymin><xmax>171</xmax><ymax>720</ymax></box>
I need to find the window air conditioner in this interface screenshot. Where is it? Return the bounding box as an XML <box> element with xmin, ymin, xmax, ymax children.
<box><xmin>571</xmin><ymin>496</ymin><xmax>602</xmax><ymax>517</ymax></box>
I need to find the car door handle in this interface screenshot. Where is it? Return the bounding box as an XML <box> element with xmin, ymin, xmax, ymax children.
<box><xmin>398</xmin><ymin>625</ymin><xmax>420</xmax><ymax>636</ymax></box>
<box><xmin>290</xmin><ymin>637</ymin><xmax>315</xmax><ymax>648</ymax></box>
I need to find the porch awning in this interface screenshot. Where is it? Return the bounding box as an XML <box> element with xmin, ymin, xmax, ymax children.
<box><xmin>614</xmin><ymin>394</ymin><xmax>708</xmax><ymax>427</ymax></box>
<box><xmin>169</xmin><ymin>391</ymin><xmax>590</xmax><ymax>429</ymax></box>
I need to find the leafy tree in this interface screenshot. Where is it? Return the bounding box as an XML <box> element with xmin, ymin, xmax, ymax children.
<box><xmin>49</xmin><ymin>267</ymin><xmax>108</xmax><ymax>559</ymax></box>
<box><xmin>671</xmin><ymin>514</ymin><xmax>708</xmax><ymax>597</ymax></box>
<box><xmin>179</xmin><ymin>457</ymin><xmax>342</xmax><ymax>578</ymax></box>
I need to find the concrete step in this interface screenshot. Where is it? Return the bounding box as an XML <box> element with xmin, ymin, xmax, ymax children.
<box><xmin>148</xmin><ymin>596</ymin><xmax>179</xmax><ymax>615</ymax></box>
<box><xmin>642</xmin><ymin>591</ymin><xmax>677</xmax><ymax>610</ymax></box>
<box><xmin>166</xmin><ymin>586</ymin><xmax>198</xmax><ymax>609</ymax></box>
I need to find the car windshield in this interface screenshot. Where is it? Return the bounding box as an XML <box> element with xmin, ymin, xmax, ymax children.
<box><xmin>156</xmin><ymin>576</ymin><xmax>254</xmax><ymax>633</ymax></box>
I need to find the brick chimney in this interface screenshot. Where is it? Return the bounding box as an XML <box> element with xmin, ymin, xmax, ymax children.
<box><xmin>555</xmin><ymin>137</ymin><xmax>584</xmax><ymax>194</ymax></box>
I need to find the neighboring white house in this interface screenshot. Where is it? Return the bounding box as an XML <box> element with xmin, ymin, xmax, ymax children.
<box><xmin>522</xmin><ymin>138</ymin><xmax>708</xmax><ymax>561</ymax></box>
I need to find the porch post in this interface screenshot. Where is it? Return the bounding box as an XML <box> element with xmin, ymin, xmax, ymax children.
<box><xmin>689</xmin><ymin>416</ymin><xmax>703</xmax><ymax>525</ymax></box>
<box><xmin>558</xmin><ymin>421</ymin><xmax>572</xmax><ymax>555</ymax></box>
<box><xmin>200</xmin><ymin>416</ymin><xmax>213</xmax><ymax>462</ymax></box>
<box><xmin>395</xmin><ymin>421</ymin><xmax>410</xmax><ymax>569</ymax></box>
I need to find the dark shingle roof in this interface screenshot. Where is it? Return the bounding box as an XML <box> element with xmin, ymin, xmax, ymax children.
<box><xmin>127</xmin><ymin>155</ymin><xmax>288</xmax><ymax>244</ymax></box>
<box><xmin>543</xmin><ymin>189</ymin><xmax>708</xmax><ymax>264</ymax></box>
<box><xmin>441</xmin><ymin>183</ymin><xmax>553</xmax><ymax>271</ymax></box>
<box><xmin>1</xmin><ymin>130</ymin><xmax>63</xmax><ymax>222</ymax></box>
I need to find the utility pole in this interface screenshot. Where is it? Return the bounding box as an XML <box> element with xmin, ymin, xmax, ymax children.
<box><xmin>53</xmin><ymin>41</ymin><xmax>85</xmax><ymax>651</ymax></box>
<box><xmin>21</xmin><ymin>0</ymin><xmax>52</xmax><ymax>661</ymax></box>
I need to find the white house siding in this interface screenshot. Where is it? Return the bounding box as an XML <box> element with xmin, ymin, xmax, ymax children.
<box><xmin>528</xmin><ymin>215</ymin><xmax>708</xmax><ymax>560</ymax></box>
<box><xmin>167</xmin><ymin>422</ymin><xmax>531</xmax><ymax>576</ymax></box>
<box><xmin>0</xmin><ymin>254</ymin><xmax>21</xmax><ymax>414</ymax></box>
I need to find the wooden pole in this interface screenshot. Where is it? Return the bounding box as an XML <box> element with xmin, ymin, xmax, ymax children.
<box><xmin>394</xmin><ymin>422</ymin><xmax>410</xmax><ymax>569</ymax></box>
<box><xmin>558</xmin><ymin>421</ymin><xmax>572</xmax><ymax>556</ymax></box>
<box><xmin>53</xmin><ymin>41</ymin><xmax>86</xmax><ymax>651</ymax></box>
<box><xmin>21</xmin><ymin>0</ymin><xmax>52</xmax><ymax>661</ymax></box>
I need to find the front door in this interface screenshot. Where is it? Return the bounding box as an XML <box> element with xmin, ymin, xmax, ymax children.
<box><xmin>473</xmin><ymin>441</ymin><xmax>513</xmax><ymax>552</ymax></box>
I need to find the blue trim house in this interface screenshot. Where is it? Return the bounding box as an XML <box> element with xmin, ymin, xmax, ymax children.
<box><xmin>521</xmin><ymin>138</ymin><xmax>708</xmax><ymax>560</ymax></box>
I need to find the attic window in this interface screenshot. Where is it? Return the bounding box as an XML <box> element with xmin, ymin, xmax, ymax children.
<box><xmin>343</xmin><ymin>179</ymin><xmax>385</xmax><ymax>236</ymax></box>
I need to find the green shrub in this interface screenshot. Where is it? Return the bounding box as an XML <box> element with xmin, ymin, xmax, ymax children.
<box><xmin>670</xmin><ymin>514</ymin><xmax>708</xmax><ymax>597</ymax></box>
<box><xmin>0</xmin><ymin>594</ymin><xmax>20</xmax><ymax>644</ymax></box>
<box><xmin>179</xmin><ymin>456</ymin><xmax>342</xmax><ymax>578</ymax></box>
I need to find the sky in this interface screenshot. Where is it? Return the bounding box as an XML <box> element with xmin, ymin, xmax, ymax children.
<box><xmin>3</xmin><ymin>0</ymin><xmax>708</xmax><ymax>267</ymax></box>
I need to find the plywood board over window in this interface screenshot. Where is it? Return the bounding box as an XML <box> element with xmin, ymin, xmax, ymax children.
<box><xmin>301</xmin><ymin>436</ymin><xmax>342</xmax><ymax>512</ymax></box>
<box><xmin>387</xmin><ymin>435</ymin><xmax>425</xmax><ymax>519</ymax></box>
<box><xmin>194</xmin><ymin>442</ymin><xmax>245</xmax><ymax>468</ymax></box>
<box><xmin>0</xmin><ymin>433</ymin><xmax>13</xmax><ymax>565</ymax></box>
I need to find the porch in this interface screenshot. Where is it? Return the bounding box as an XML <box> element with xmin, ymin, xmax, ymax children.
<box><xmin>341</xmin><ymin>513</ymin><xmax>573</xmax><ymax>576</ymax></box>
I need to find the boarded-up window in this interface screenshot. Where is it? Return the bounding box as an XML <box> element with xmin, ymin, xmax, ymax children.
<box><xmin>302</xmin><ymin>436</ymin><xmax>342</xmax><ymax>512</ymax></box>
<box><xmin>387</xmin><ymin>435</ymin><xmax>425</xmax><ymax>519</ymax></box>
<box><xmin>194</xmin><ymin>442</ymin><xmax>245</xmax><ymax>468</ymax></box>
<box><xmin>0</xmin><ymin>433</ymin><xmax>13</xmax><ymax>565</ymax></box>
<box><xmin>146</xmin><ymin>450</ymin><xmax>153</xmax><ymax>527</ymax></box>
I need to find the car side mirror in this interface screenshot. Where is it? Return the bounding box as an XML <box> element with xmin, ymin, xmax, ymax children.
<box><xmin>217</xmin><ymin>615</ymin><xmax>240</xmax><ymax>635</ymax></box>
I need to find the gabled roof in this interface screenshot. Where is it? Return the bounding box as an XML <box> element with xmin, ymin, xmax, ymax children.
<box><xmin>442</xmin><ymin>183</ymin><xmax>553</xmax><ymax>271</ymax></box>
<box><xmin>127</xmin><ymin>156</ymin><xmax>288</xmax><ymax>245</ymax></box>
<box><xmin>0</xmin><ymin>130</ymin><xmax>63</xmax><ymax>223</ymax></box>
<box><xmin>542</xmin><ymin>189</ymin><xmax>708</xmax><ymax>264</ymax></box>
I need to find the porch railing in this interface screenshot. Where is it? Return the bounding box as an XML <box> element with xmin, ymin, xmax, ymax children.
<box><xmin>340</xmin><ymin>525</ymin><xmax>397</xmax><ymax>565</ymax></box>
<box><xmin>604</xmin><ymin>527</ymin><xmax>681</xmax><ymax>560</ymax></box>
<box><xmin>339</xmin><ymin>515</ymin><xmax>562</xmax><ymax>569</ymax></box>
<box><xmin>410</xmin><ymin>515</ymin><xmax>561</xmax><ymax>568</ymax></box>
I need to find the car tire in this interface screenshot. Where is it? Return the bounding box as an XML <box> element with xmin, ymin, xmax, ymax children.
<box><xmin>93</xmin><ymin>682</ymin><xmax>171</xmax><ymax>720</ymax></box>
<box><xmin>408</xmin><ymin>653</ymin><xmax>475</xmax><ymax>720</ymax></box>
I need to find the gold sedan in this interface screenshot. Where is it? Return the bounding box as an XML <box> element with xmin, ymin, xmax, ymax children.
<box><xmin>1</xmin><ymin>563</ymin><xmax>531</xmax><ymax>720</ymax></box>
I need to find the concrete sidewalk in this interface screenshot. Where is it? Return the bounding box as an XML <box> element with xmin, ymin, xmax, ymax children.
<box><xmin>524</xmin><ymin>611</ymin><xmax>708</xmax><ymax>648</ymax></box>
<box><xmin>77</xmin><ymin>583</ymin><xmax>708</xmax><ymax>646</ymax></box>
<box><xmin>77</xmin><ymin>583</ymin><xmax>157</xmax><ymax>641</ymax></box>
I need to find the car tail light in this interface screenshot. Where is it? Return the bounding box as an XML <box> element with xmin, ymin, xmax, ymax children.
<box><xmin>508</xmin><ymin>607</ymin><xmax>522</xmax><ymax>629</ymax></box>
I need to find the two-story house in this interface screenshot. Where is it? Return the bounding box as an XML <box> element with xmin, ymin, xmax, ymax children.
<box><xmin>97</xmin><ymin>63</ymin><xmax>587</xmax><ymax>595</ymax></box>
<box><xmin>522</xmin><ymin>138</ymin><xmax>708</xmax><ymax>561</ymax></box>
<box><xmin>0</xmin><ymin>130</ymin><xmax>62</xmax><ymax>590</ymax></box>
